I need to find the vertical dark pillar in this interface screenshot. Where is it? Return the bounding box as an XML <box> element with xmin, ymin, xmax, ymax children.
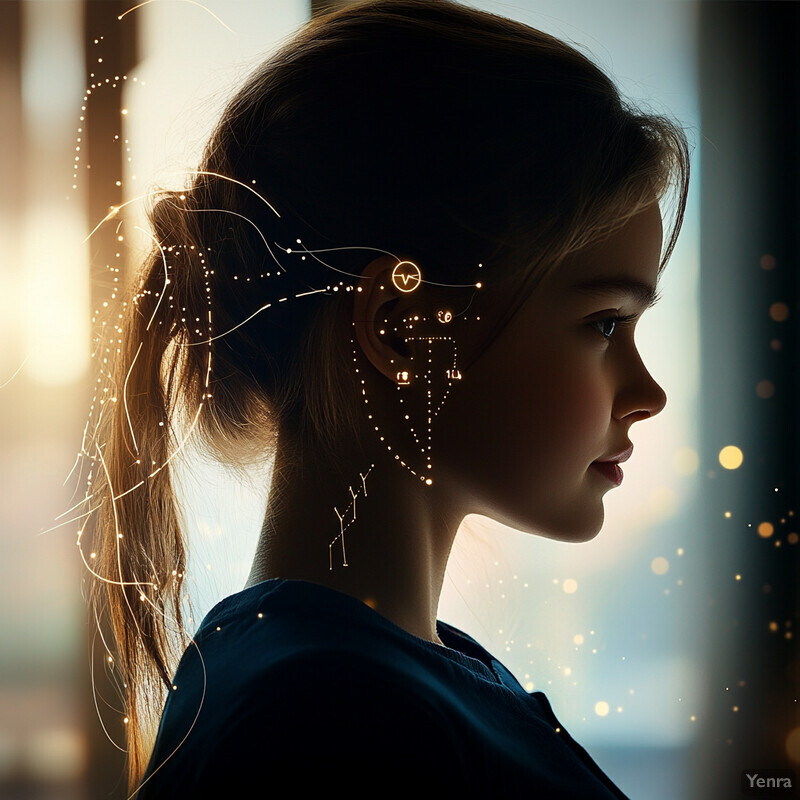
<box><xmin>696</xmin><ymin>3</ymin><xmax>799</xmax><ymax>798</ymax></box>
<box><xmin>82</xmin><ymin>5</ymin><xmax>139</xmax><ymax>798</ymax></box>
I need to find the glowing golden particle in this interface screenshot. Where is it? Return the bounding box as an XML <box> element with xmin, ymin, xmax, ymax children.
<box><xmin>770</xmin><ymin>302</ymin><xmax>789</xmax><ymax>322</ymax></box>
<box><xmin>563</xmin><ymin>667</ymin><xmax>572</xmax><ymax>677</ymax></box>
<box><xmin>123</xmin><ymin>717</ymin><xmax>129</xmax><ymax>724</ymax></box>
<box><xmin>760</xmin><ymin>254</ymin><xmax>776</xmax><ymax>270</ymax></box>
<box><xmin>677</xmin><ymin>547</ymin><xmax>685</xmax><ymax>555</ymax></box>
<box><xmin>733</xmin><ymin>706</ymin><xmax>739</xmax><ymax>712</ymax></box>
<box><xmin>724</xmin><ymin>511</ymin><xmax>732</xmax><ymax>519</ymax></box>
<box><xmin>651</xmin><ymin>557</ymin><xmax>669</xmax><ymax>575</ymax></box>
<box><xmin>425</xmin><ymin>478</ymin><xmax>433</xmax><ymax>485</ymax></box>
<box><xmin>735</xmin><ymin>574</ymin><xmax>742</xmax><ymax>581</ymax></box>
<box><xmin>786</xmin><ymin>727</ymin><xmax>800</xmax><ymax>763</ymax></box>
<box><xmin>172</xmin><ymin>685</ymin><xmax>177</xmax><ymax>691</ymax></box>
<box><xmin>769</xmin><ymin>621</ymin><xmax>779</xmax><ymax>632</ymax></box>
<box><xmin>139</xmin><ymin>594</ymin><xmax>145</xmax><ymax>601</ymax></box>
<box><xmin>718</xmin><ymin>445</ymin><xmax>744</xmax><ymax>470</ymax></box>
<box><xmin>788</xmin><ymin>533</ymin><xmax>799</xmax><ymax>544</ymax></box>
<box><xmin>690</xmin><ymin>715</ymin><xmax>696</xmax><ymax>722</ymax></box>
<box><xmin>121</xmin><ymin>108</ymin><xmax>128</xmax><ymax>115</ymax></box>
<box><xmin>594</xmin><ymin>701</ymin><xmax>610</xmax><ymax>717</ymax></box>
<box><xmin>786</xmin><ymin>632</ymin><xmax>793</xmax><ymax>640</ymax></box>
<box><xmin>107</xmin><ymin>656</ymin><xmax>113</xmax><ymax>663</ymax></box>
<box><xmin>257</xmin><ymin>613</ymin><xmax>263</xmax><ymax>619</ymax></box>
<box><xmin>562</xmin><ymin>579</ymin><xmax>578</xmax><ymax>594</ymax></box>
<box><xmin>573</xmin><ymin>634</ymin><xmax>584</xmax><ymax>645</ymax></box>
<box><xmin>673</xmin><ymin>447</ymin><xmax>699</xmax><ymax>475</ymax></box>
<box><xmin>475</xmin><ymin>282</ymin><xmax>482</xmax><ymax>289</ymax></box>
<box><xmin>758</xmin><ymin>521</ymin><xmax>775</xmax><ymax>538</ymax></box>
<box><xmin>90</xmin><ymin>552</ymin><xmax>96</xmax><ymax>559</ymax></box>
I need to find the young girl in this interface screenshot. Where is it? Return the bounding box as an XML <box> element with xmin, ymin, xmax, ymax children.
<box><xmin>85</xmin><ymin>0</ymin><xmax>690</xmax><ymax>796</ymax></box>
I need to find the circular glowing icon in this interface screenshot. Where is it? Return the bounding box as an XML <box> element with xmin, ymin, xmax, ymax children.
<box><xmin>391</xmin><ymin>261</ymin><xmax>422</xmax><ymax>293</ymax></box>
<box><xmin>437</xmin><ymin>310</ymin><xmax>453</xmax><ymax>323</ymax></box>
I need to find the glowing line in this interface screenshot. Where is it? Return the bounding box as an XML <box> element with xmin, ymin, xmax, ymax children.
<box><xmin>0</xmin><ymin>356</ymin><xmax>28</xmax><ymax>389</ymax></box>
<box><xmin>118</xmin><ymin>0</ymin><xmax>235</xmax><ymax>33</ymax></box>
<box><xmin>124</xmin><ymin>342</ymin><xmax>143</xmax><ymax>454</ymax></box>
<box><xmin>83</xmin><ymin>191</ymin><xmax>171</xmax><ymax>245</ymax></box>
<box><xmin>180</xmin><ymin>304</ymin><xmax>270</xmax><ymax>345</ymax></box>
<box><xmin>143</xmin><ymin>342</ymin><xmax>210</xmax><ymax>479</ymax></box>
<box><xmin>96</xmin><ymin>442</ymin><xmax>143</xmax><ymax>638</ymax></box>
<box><xmin>183</xmin><ymin>207</ymin><xmax>286</xmax><ymax>273</ymax></box>
<box><xmin>127</xmin><ymin>638</ymin><xmax>207</xmax><ymax>800</ymax></box>
<box><xmin>37</xmin><ymin>507</ymin><xmax>99</xmax><ymax>537</ymax></box>
<box><xmin>54</xmin><ymin>493</ymin><xmax>95</xmax><ymax>521</ymax></box>
<box><xmin>175</xmin><ymin>170</ymin><xmax>280</xmax><ymax>218</ymax></box>
<box><xmin>286</xmin><ymin>243</ymin><xmax>480</xmax><ymax>288</ymax></box>
<box><xmin>90</xmin><ymin>629</ymin><xmax>127</xmax><ymax>753</ymax></box>
<box><xmin>135</xmin><ymin>228</ymin><xmax>169</xmax><ymax>331</ymax></box>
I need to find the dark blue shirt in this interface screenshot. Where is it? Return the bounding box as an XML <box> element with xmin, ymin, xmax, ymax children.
<box><xmin>136</xmin><ymin>578</ymin><xmax>630</xmax><ymax>798</ymax></box>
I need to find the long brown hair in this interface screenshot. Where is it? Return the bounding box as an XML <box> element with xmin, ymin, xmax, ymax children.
<box><xmin>82</xmin><ymin>0</ymin><xmax>691</xmax><ymax>788</ymax></box>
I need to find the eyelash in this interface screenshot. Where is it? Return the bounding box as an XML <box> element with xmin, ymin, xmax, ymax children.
<box><xmin>589</xmin><ymin>313</ymin><xmax>638</xmax><ymax>341</ymax></box>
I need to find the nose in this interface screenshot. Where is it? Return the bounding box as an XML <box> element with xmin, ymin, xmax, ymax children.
<box><xmin>613</xmin><ymin>349</ymin><xmax>667</xmax><ymax>423</ymax></box>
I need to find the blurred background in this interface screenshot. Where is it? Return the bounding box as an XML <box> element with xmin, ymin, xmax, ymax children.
<box><xmin>0</xmin><ymin>1</ymin><xmax>796</xmax><ymax>798</ymax></box>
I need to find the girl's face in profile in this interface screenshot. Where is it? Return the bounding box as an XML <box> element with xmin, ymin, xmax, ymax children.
<box><xmin>436</xmin><ymin>202</ymin><xmax>667</xmax><ymax>541</ymax></box>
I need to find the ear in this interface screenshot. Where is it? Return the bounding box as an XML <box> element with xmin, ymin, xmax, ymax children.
<box><xmin>352</xmin><ymin>255</ymin><xmax>420</xmax><ymax>384</ymax></box>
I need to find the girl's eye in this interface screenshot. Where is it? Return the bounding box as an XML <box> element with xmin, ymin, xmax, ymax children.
<box><xmin>589</xmin><ymin>313</ymin><xmax>638</xmax><ymax>341</ymax></box>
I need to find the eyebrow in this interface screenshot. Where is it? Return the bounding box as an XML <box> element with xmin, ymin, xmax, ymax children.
<box><xmin>570</xmin><ymin>276</ymin><xmax>662</xmax><ymax>309</ymax></box>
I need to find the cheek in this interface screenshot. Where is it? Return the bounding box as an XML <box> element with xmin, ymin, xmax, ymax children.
<box><xmin>504</xmin><ymin>345</ymin><xmax>608</xmax><ymax>455</ymax></box>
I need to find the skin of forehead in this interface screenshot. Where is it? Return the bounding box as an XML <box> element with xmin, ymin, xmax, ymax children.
<box><xmin>536</xmin><ymin>203</ymin><xmax>664</xmax><ymax>306</ymax></box>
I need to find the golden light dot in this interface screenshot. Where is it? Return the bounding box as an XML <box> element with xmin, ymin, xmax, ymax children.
<box><xmin>562</xmin><ymin>579</ymin><xmax>578</xmax><ymax>594</ymax></box>
<box><xmin>786</xmin><ymin>727</ymin><xmax>800</xmax><ymax>763</ymax></box>
<box><xmin>756</xmin><ymin>380</ymin><xmax>775</xmax><ymax>399</ymax></box>
<box><xmin>475</xmin><ymin>282</ymin><xmax>482</xmax><ymax>288</ymax></box>
<box><xmin>758</xmin><ymin>521</ymin><xmax>775</xmax><ymax>538</ymax></box>
<box><xmin>121</xmin><ymin>108</ymin><xmax>128</xmax><ymax>115</ymax></box>
<box><xmin>673</xmin><ymin>447</ymin><xmax>699</xmax><ymax>476</ymax></box>
<box><xmin>617</xmin><ymin>707</ymin><xmax>623</xmax><ymax>713</ymax></box>
<box><xmin>769</xmin><ymin>621</ymin><xmax>779</xmax><ymax>632</ymax></box>
<box><xmin>651</xmin><ymin>557</ymin><xmax>669</xmax><ymax>575</ymax></box>
<box><xmin>719</xmin><ymin>445</ymin><xmax>744</xmax><ymax>470</ymax></box>
<box><xmin>425</xmin><ymin>478</ymin><xmax>433</xmax><ymax>485</ymax></box>
<box><xmin>677</xmin><ymin>547</ymin><xmax>684</xmax><ymax>556</ymax></box>
<box><xmin>107</xmin><ymin>656</ymin><xmax>113</xmax><ymax>663</ymax></box>
<box><xmin>788</xmin><ymin>533</ymin><xmax>799</xmax><ymax>544</ymax></box>
<box><xmin>257</xmin><ymin>613</ymin><xmax>263</xmax><ymax>618</ymax></box>
<box><xmin>735</xmin><ymin>574</ymin><xmax>742</xmax><ymax>581</ymax></box>
<box><xmin>594</xmin><ymin>701</ymin><xmax>610</xmax><ymax>717</ymax></box>
<box><xmin>690</xmin><ymin>715</ymin><xmax>696</xmax><ymax>722</ymax></box>
<box><xmin>524</xmin><ymin>681</ymin><xmax>534</xmax><ymax>692</ymax></box>
<box><xmin>123</xmin><ymin>717</ymin><xmax>129</xmax><ymax>724</ymax></box>
<box><xmin>733</xmin><ymin>706</ymin><xmax>739</xmax><ymax>712</ymax></box>
<box><xmin>90</xmin><ymin>552</ymin><xmax>96</xmax><ymax>559</ymax></box>
<box><xmin>760</xmin><ymin>254</ymin><xmax>776</xmax><ymax>270</ymax></box>
<box><xmin>724</xmin><ymin>511</ymin><xmax>732</xmax><ymax>519</ymax></box>
<box><xmin>770</xmin><ymin>302</ymin><xmax>789</xmax><ymax>322</ymax></box>
<box><xmin>573</xmin><ymin>634</ymin><xmax>584</xmax><ymax>645</ymax></box>
<box><xmin>563</xmin><ymin>667</ymin><xmax>572</xmax><ymax>676</ymax></box>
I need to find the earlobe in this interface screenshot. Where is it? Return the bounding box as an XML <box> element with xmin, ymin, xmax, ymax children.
<box><xmin>352</xmin><ymin>255</ymin><xmax>417</xmax><ymax>384</ymax></box>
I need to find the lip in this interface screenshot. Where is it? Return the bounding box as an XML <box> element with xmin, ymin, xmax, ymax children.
<box><xmin>594</xmin><ymin>444</ymin><xmax>633</xmax><ymax>464</ymax></box>
<box><xmin>589</xmin><ymin>461</ymin><xmax>624</xmax><ymax>486</ymax></box>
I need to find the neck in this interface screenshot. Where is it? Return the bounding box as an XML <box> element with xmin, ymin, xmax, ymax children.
<box><xmin>245</xmin><ymin>433</ymin><xmax>464</xmax><ymax>645</ymax></box>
